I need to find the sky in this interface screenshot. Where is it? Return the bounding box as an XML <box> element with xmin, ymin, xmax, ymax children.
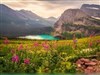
<box><xmin>1</xmin><ymin>0</ymin><xmax>100</xmax><ymax>18</ymax></box>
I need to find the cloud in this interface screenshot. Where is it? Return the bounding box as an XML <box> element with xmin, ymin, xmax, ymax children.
<box><xmin>1</xmin><ymin>0</ymin><xmax>100</xmax><ymax>18</ymax></box>
<box><xmin>33</xmin><ymin>0</ymin><xmax>100</xmax><ymax>10</ymax></box>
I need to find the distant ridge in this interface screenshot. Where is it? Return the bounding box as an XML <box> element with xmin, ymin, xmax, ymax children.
<box><xmin>0</xmin><ymin>4</ymin><xmax>54</xmax><ymax>37</ymax></box>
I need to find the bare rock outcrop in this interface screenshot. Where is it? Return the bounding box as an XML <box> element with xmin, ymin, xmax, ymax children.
<box><xmin>76</xmin><ymin>58</ymin><xmax>100</xmax><ymax>74</ymax></box>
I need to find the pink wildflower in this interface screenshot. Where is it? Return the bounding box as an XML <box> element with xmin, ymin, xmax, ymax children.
<box><xmin>12</xmin><ymin>55</ymin><xmax>19</xmax><ymax>63</ymax></box>
<box><xmin>89</xmin><ymin>32</ymin><xmax>95</xmax><ymax>38</ymax></box>
<box><xmin>4</xmin><ymin>37</ymin><xmax>9</xmax><ymax>44</ymax></box>
<box><xmin>43</xmin><ymin>45</ymin><xmax>49</xmax><ymax>49</ymax></box>
<box><xmin>34</xmin><ymin>42</ymin><xmax>39</xmax><ymax>47</ymax></box>
<box><xmin>73</xmin><ymin>34</ymin><xmax>77</xmax><ymax>49</ymax></box>
<box><xmin>42</xmin><ymin>42</ymin><xmax>49</xmax><ymax>50</ymax></box>
<box><xmin>73</xmin><ymin>39</ymin><xmax>77</xmax><ymax>44</ymax></box>
<box><xmin>24</xmin><ymin>58</ymin><xmax>30</xmax><ymax>64</ymax></box>
<box><xmin>18</xmin><ymin>44</ymin><xmax>23</xmax><ymax>50</ymax></box>
<box><xmin>73</xmin><ymin>34</ymin><xmax>77</xmax><ymax>44</ymax></box>
<box><xmin>11</xmin><ymin>49</ymin><xmax>16</xmax><ymax>54</ymax></box>
<box><xmin>96</xmin><ymin>40</ymin><xmax>100</xmax><ymax>44</ymax></box>
<box><xmin>89</xmin><ymin>42</ymin><xmax>92</xmax><ymax>47</ymax></box>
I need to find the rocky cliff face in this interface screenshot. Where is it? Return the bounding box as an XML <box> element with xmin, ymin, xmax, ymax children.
<box><xmin>54</xmin><ymin>8</ymin><xmax>100</xmax><ymax>35</ymax></box>
<box><xmin>81</xmin><ymin>4</ymin><xmax>100</xmax><ymax>18</ymax></box>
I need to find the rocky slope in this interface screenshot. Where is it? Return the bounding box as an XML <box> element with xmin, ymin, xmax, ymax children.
<box><xmin>54</xmin><ymin>8</ymin><xmax>100</xmax><ymax>35</ymax></box>
<box><xmin>81</xmin><ymin>4</ymin><xmax>100</xmax><ymax>18</ymax></box>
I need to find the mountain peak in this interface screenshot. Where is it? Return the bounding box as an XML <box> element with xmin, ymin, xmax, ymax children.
<box><xmin>63</xmin><ymin>9</ymin><xmax>89</xmax><ymax>17</ymax></box>
<box><xmin>81</xmin><ymin>4</ymin><xmax>100</xmax><ymax>17</ymax></box>
<box><xmin>20</xmin><ymin>9</ymin><xmax>32</xmax><ymax>13</ymax></box>
<box><xmin>81</xmin><ymin>4</ymin><xmax>100</xmax><ymax>9</ymax></box>
<box><xmin>0</xmin><ymin>4</ymin><xmax>6</xmax><ymax>7</ymax></box>
<box><xmin>0</xmin><ymin>4</ymin><xmax>10</xmax><ymax>9</ymax></box>
<box><xmin>0</xmin><ymin>4</ymin><xmax>15</xmax><ymax>13</ymax></box>
<box><xmin>48</xmin><ymin>17</ymin><xmax>56</xmax><ymax>19</ymax></box>
<box><xmin>58</xmin><ymin>9</ymin><xmax>90</xmax><ymax>24</ymax></box>
<box><xmin>46</xmin><ymin>17</ymin><xmax>57</xmax><ymax>23</ymax></box>
<box><xmin>19</xmin><ymin>9</ymin><xmax>41</xmax><ymax>18</ymax></box>
<box><xmin>54</xmin><ymin>8</ymin><xmax>100</xmax><ymax>34</ymax></box>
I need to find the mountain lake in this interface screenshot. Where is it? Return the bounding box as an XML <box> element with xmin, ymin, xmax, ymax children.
<box><xmin>18</xmin><ymin>35</ymin><xmax>59</xmax><ymax>40</ymax></box>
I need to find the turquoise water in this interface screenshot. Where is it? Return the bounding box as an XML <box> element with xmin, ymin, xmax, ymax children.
<box><xmin>39</xmin><ymin>35</ymin><xmax>59</xmax><ymax>40</ymax></box>
<box><xmin>19</xmin><ymin>35</ymin><xmax>59</xmax><ymax>40</ymax></box>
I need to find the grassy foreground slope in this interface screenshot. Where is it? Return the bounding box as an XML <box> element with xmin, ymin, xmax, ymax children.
<box><xmin>0</xmin><ymin>36</ymin><xmax>100</xmax><ymax>73</ymax></box>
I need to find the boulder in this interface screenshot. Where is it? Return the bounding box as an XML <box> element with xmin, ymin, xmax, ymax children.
<box><xmin>85</xmin><ymin>61</ymin><xmax>96</xmax><ymax>66</ymax></box>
